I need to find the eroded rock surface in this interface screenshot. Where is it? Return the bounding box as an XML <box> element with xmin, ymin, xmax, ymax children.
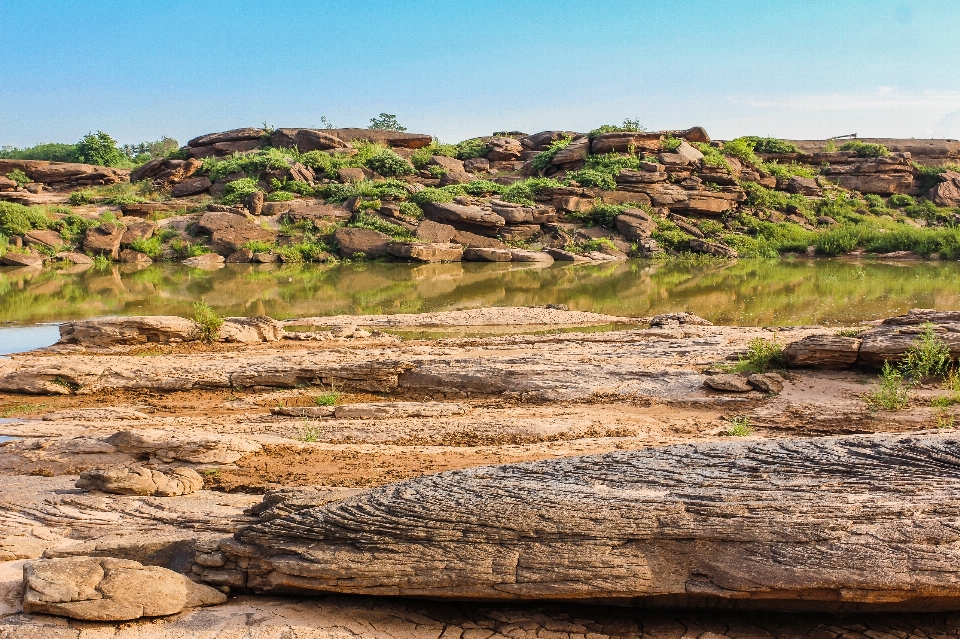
<box><xmin>75</xmin><ymin>466</ymin><xmax>203</xmax><ymax>497</ymax></box>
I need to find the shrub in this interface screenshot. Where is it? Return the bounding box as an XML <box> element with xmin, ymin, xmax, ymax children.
<box><xmin>454</xmin><ymin>138</ymin><xmax>490</xmax><ymax>160</ymax></box>
<box><xmin>584</xmin><ymin>152</ymin><xmax>640</xmax><ymax>174</ymax></box>
<box><xmin>349</xmin><ymin>211</ymin><xmax>415</xmax><ymax>241</ymax></box>
<box><xmin>913</xmin><ymin>164</ymin><xmax>951</xmax><ymax>193</ymax></box>
<box><xmin>368</xmin><ymin>113</ymin><xmax>406</xmax><ymax>131</ymax></box>
<box><xmin>0</xmin><ymin>202</ymin><xmax>50</xmax><ymax>235</ymax></box>
<box><xmin>814</xmin><ymin>223</ymin><xmax>864</xmax><ymax>256</ymax></box>
<box><xmin>130</xmin><ymin>236</ymin><xmax>164</xmax><ymax>259</ymax></box>
<box><xmin>577</xmin><ymin>203</ymin><xmax>628</xmax><ymax>228</ymax></box>
<box><xmin>266</xmin><ymin>191</ymin><xmax>296</xmax><ymax>202</ymax></box>
<box><xmin>271</xmin><ymin>178</ymin><xmax>315</xmax><ymax>196</ymax></box>
<box><xmin>51</xmin><ymin>213</ymin><xmax>97</xmax><ymax>241</ymax></box>
<box><xmin>73</xmin><ymin>131</ymin><xmax>125</xmax><ymax>166</ymax></box>
<box><xmin>651</xmin><ymin>218</ymin><xmax>694</xmax><ymax>252</ymax></box>
<box><xmin>202</xmin><ymin>147</ymin><xmax>293</xmax><ymax>181</ymax></box>
<box><xmin>410</xmin><ymin>141</ymin><xmax>457</xmax><ymax>168</ymax></box>
<box><xmin>69</xmin><ymin>190</ymin><xmax>93</xmax><ymax>205</ymax></box>
<box><xmin>762</xmin><ymin>162</ymin><xmax>816</xmax><ymax>180</ymax></box>
<box><xmin>565</xmin><ymin>169</ymin><xmax>616</xmax><ymax>190</ymax></box>
<box><xmin>900</xmin><ymin>323</ymin><xmax>952</xmax><ymax>381</ymax></box>
<box><xmin>742</xmin><ymin>137</ymin><xmax>801</xmax><ymax>154</ymax></box>
<box><xmin>461</xmin><ymin>180</ymin><xmax>504</xmax><ymax>196</ymax></box>
<box><xmin>0</xmin><ymin>142</ymin><xmax>76</xmax><ymax>162</ymax></box>
<box><xmin>694</xmin><ymin>143</ymin><xmax>732</xmax><ymax>171</ymax></box>
<box><xmin>733</xmin><ymin>337</ymin><xmax>784</xmax><ymax>373</ymax></box>
<box><xmin>242</xmin><ymin>240</ymin><xmax>274</xmax><ymax>253</ymax></box>
<box><xmin>410</xmin><ymin>187</ymin><xmax>455</xmax><ymax>206</ymax></box>
<box><xmin>365</xmin><ymin>150</ymin><xmax>415</xmax><ymax>177</ymax></box>
<box><xmin>500</xmin><ymin>177</ymin><xmax>563</xmax><ymax>205</ymax></box>
<box><xmin>192</xmin><ymin>301</ymin><xmax>223</xmax><ymax>343</ymax></box>
<box><xmin>313</xmin><ymin>386</ymin><xmax>341</xmax><ymax>406</ymax></box>
<box><xmin>531</xmin><ymin>136</ymin><xmax>573</xmax><ymax>173</ymax></box>
<box><xmin>888</xmin><ymin>194</ymin><xmax>916</xmax><ymax>207</ymax></box>
<box><xmin>864</xmin><ymin>361</ymin><xmax>910</xmax><ymax>410</ymax></box>
<box><xmin>727</xmin><ymin>415</ymin><xmax>753</xmax><ymax>436</ymax></box>
<box><xmin>588</xmin><ymin>119</ymin><xmax>644</xmax><ymax>140</ymax></box>
<box><xmin>5</xmin><ymin>169</ymin><xmax>30</xmax><ymax>188</ymax></box>
<box><xmin>740</xmin><ymin>182</ymin><xmax>810</xmax><ymax>213</ymax></box>
<box><xmin>221</xmin><ymin>178</ymin><xmax>261</xmax><ymax>204</ymax></box>
<box><xmin>661</xmin><ymin>136</ymin><xmax>682</xmax><ymax>152</ymax></box>
<box><xmin>722</xmin><ymin>138</ymin><xmax>762</xmax><ymax>166</ymax></box>
<box><xmin>275</xmin><ymin>240</ymin><xmax>332</xmax><ymax>262</ymax></box>
<box><xmin>840</xmin><ymin>140</ymin><xmax>890</xmax><ymax>158</ymax></box>
<box><xmin>398</xmin><ymin>201</ymin><xmax>424</xmax><ymax>220</ymax></box>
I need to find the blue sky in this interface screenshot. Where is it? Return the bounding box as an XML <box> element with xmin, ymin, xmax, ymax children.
<box><xmin>2</xmin><ymin>0</ymin><xmax>960</xmax><ymax>147</ymax></box>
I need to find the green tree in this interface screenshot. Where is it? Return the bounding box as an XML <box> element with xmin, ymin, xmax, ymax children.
<box><xmin>73</xmin><ymin>131</ymin><xmax>124</xmax><ymax>166</ymax></box>
<box><xmin>368</xmin><ymin>113</ymin><xmax>406</xmax><ymax>132</ymax></box>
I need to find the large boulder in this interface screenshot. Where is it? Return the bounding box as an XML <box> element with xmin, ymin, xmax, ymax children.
<box><xmin>57</xmin><ymin>316</ymin><xmax>199</xmax><ymax>347</ymax></box>
<box><xmin>387</xmin><ymin>242</ymin><xmax>463</xmax><ymax>263</ymax></box>
<box><xmin>82</xmin><ymin>223</ymin><xmax>124</xmax><ymax>259</ymax></box>
<box><xmin>0</xmin><ymin>159</ymin><xmax>128</xmax><ymax>187</ymax></box>
<box><xmin>224</xmin><ymin>432</ymin><xmax>960</xmax><ymax>611</ymax></box>
<box><xmin>486</xmin><ymin>137</ymin><xmax>524</xmax><ymax>161</ymax></box>
<box><xmin>591</xmin><ymin>132</ymin><xmax>662</xmax><ymax>154</ymax></box>
<box><xmin>270</xmin><ymin>128</ymin><xmax>350</xmax><ymax>151</ymax></box>
<box><xmin>219</xmin><ymin>316</ymin><xmax>285</xmax><ymax>343</ymax></box>
<box><xmin>414</xmin><ymin>220</ymin><xmax>457</xmax><ymax>243</ymax></box>
<box><xmin>784</xmin><ymin>334</ymin><xmax>862</xmax><ymax>368</ymax></box>
<box><xmin>170</xmin><ymin>176</ymin><xmax>212</xmax><ymax>197</ymax></box>
<box><xmin>422</xmin><ymin>202</ymin><xmax>505</xmax><ymax>236</ymax></box>
<box><xmin>23</xmin><ymin>229</ymin><xmax>66</xmax><ymax>250</ymax></box>
<box><xmin>333</xmin><ymin>227</ymin><xmax>392</xmax><ymax>258</ymax></box>
<box><xmin>614</xmin><ymin>209</ymin><xmax>657</xmax><ymax>241</ymax></box>
<box><xmin>76</xmin><ymin>466</ymin><xmax>204</xmax><ymax>496</ymax></box>
<box><xmin>22</xmin><ymin>556</ymin><xmax>225</xmax><ymax>621</ymax></box>
<box><xmin>187</xmin><ymin>127</ymin><xmax>266</xmax><ymax>147</ymax></box>
<box><xmin>550</xmin><ymin>136</ymin><xmax>590</xmax><ymax>165</ymax></box>
<box><xmin>325</xmin><ymin>128</ymin><xmax>432</xmax><ymax>149</ymax></box>
<box><xmin>120</xmin><ymin>221</ymin><xmax>155</xmax><ymax>245</ymax></box>
<box><xmin>197</xmin><ymin>211</ymin><xmax>276</xmax><ymax>253</ymax></box>
<box><xmin>927</xmin><ymin>171</ymin><xmax>960</xmax><ymax>207</ymax></box>
<box><xmin>106</xmin><ymin>429</ymin><xmax>262</xmax><ymax>464</ymax></box>
<box><xmin>0</xmin><ymin>251</ymin><xmax>44</xmax><ymax>267</ymax></box>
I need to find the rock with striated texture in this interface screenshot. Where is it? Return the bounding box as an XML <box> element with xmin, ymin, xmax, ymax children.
<box><xmin>703</xmin><ymin>373</ymin><xmax>753</xmax><ymax>392</ymax></box>
<box><xmin>188</xmin><ymin>128</ymin><xmax>266</xmax><ymax>148</ymax></box>
<box><xmin>423</xmin><ymin>202</ymin><xmax>505</xmax><ymax>236</ymax></box>
<box><xmin>82</xmin><ymin>223</ymin><xmax>124</xmax><ymax>259</ymax></box>
<box><xmin>22</xmin><ymin>556</ymin><xmax>225</xmax><ymax>620</ymax></box>
<box><xmin>76</xmin><ymin>466</ymin><xmax>204</xmax><ymax>496</ymax></box>
<box><xmin>649</xmin><ymin>312</ymin><xmax>713</xmax><ymax>327</ymax></box>
<box><xmin>58</xmin><ymin>316</ymin><xmax>199</xmax><ymax>347</ymax></box>
<box><xmin>462</xmin><ymin>247</ymin><xmax>513</xmax><ymax>262</ymax></box>
<box><xmin>784</xmin><ymin>334</ymin><xmax>862</xmax><ymax>368</ymax></box>
<box><xmin>170</xmin><ymin>176</ymin><xmax>212</xmax><ymax>197</ymax></box>
<box><xmin>333</xmin><ymin>402</ymin><xmax>468</xmax><ymax>420</ymax></box>
<box><xmin>106</xmin><ymin>429</ymin><xmax>262</xmax><ymax>464</ymax></box>
<box><xmin>387</xmin><ymin>242</ymin><xmax>463</xmax><ymax>263</ymax></box>
<box><xmin>747</xmin><ymin>372</ymin><xmax>785</xmax><ymax>394</ymax></box>
<box><xmin>222</xmin><ymin>433</ymin><xmax>960</xmax><ymax>611</ymax></box>
<box><xmin>219</xmin><ymin>316</ymin><xmax>285</xmax><ymax>343</ymax></box>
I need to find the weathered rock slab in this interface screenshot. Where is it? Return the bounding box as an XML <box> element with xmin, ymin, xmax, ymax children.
<box><xmin>784</xmin><ymin>334</ymin><xmax>862</xmax><ymax>368</ymax></box>
<box><xmin>75</xmin><ymin>466</ymin><xmax>204</xmax><ymax>496</ymax></box>
<box><xmin>22</xmin><ymin>556</ymin><xmax>225</xmax><ymax>620</ymax></box>
<box><xmin>58</xmin><ymin>316</ymin><xmax>199</xmax><ymax>347</ymax></box>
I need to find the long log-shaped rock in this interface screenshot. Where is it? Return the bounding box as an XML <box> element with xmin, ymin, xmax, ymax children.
<box><xmin>229</xmin><ymin>432</ymin><xmax>960</xmax><ymax>611</ymax></box>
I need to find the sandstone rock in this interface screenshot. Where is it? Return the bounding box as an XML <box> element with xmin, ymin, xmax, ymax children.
<box><xmin>787</xmin><ymin>175</ymin><xmax>822</xmax><ymax>196</ymax></box>
<box><xmin>246</xmin><ymin>190</ymin><xmax>264</xmax><ymax>216</ymax></box>
<box><xmin>423</xmin><ymin>202</ymin><xmax>505</xmax><ymax>235</ymax></box>
<box><xmin>689</xmin><ymin>239</ymin><xmax>738</xmax><ymax>258</ymax></box>
<box><xmin>452</xmin><ymin>230</ymin><xmax>507</xmax><ymax>248</ymax></box>
<box><xmin>76</xmin><ymin>466</ymin><xmax>204</xmax><ymax>496</ymax></box>
<box><xmin>783</xmin><ymin>335</ymin><xmax>861</xmax><ymax>368</ymax></box>
<box><xmin>182</xmin><ymin>253</ymin><xmax>225</xmax><ymax>269</ymax></box>
<box><xmin>211</xmin><ymin>139</ymin><xmax>263</xmax><ymax>155</ymax></box>
<box><xmin>325</xmin><ymin>128</ymin><xmax>433</xmax><ymax>149</ymax></box>
<box><xmin>271</xmin><ymin>406</ymin><xmax>336</xmax><ymax>418</ymax></box>
<box><xmin>387</xmin><ymin>242</ymin><xmax>463</xmax><ymax>262</ymax></box>
<box><xmin>55</xmin><ymin>251</ymin><xmax>93</xmax><ymax>265</ymax></box>
<box><xmin>188</xmin><ymin>127</ymin><xmax>266</xmax><ymax>147</ymax></box>
<box><xmin>591</xmin><ymin>132</ymin><xmax>662</xmax><ymax>154</ymax></box>
<box><xmin>0</xmin><ymin>251</ymin><xmax>43</xmax><ymax>267</ymax></box>
<box><xmin>747</xmin><ymin>372</ymin><xmax>785</xmax><ymax>394</ymax></box>
<box><xmin>544</xmin><ymin>247</ymin><xmax>589</xmax><ymax>262</ymax></box>
<box><xmin>463</xmin><ymin>157</ymin><xmax>490</xmax><ymax>173</ymax></box>
<box><xmin>462</xmin><ymin>247</ymin><xmax>513</xmax><ymax>262</ymax></box>
<box><xmin>439</xmin><ymin>169</ymin><xmax>477</xmax><ymax>186</ymax></box>
<box><xmin>228</xmin><ymin>433</ymin><xmax>960</xmax><ymax>610</ymax></box>
<box><xmin>427</xmin><ymin>155</ymin><xmax>464</xmax><ymax>172</ymax></box>
<box><xmin>22</xmin><ymin>556</ymin><xmax>225</xmax><ymax>620</ymax></box>
<box><xmin>882</xmin><ymin>308</ymin><xmax>960</xmax><ymax>326</ymax></box>
<box><xmin>82</xmin><ymin>223</ymin><xmax>124</xmax><ymax>259</ymax></box>
<box><xmin>927</xmin><ymin>171</ymin><xmax>960</xmax><ymax>207</ymax></box>
<box><xmin>486</xmin><ymin>137</ymin><xmax>523</xmax><ymax>161</ymax></box>
<box><xmin>170</xmin><ymin>176</ymin><xmax>212</xmax><ymax>197</ymax></box>
<box><xmin>253</xmin><ymin>251</ymin><xmax>279</xmax><ymax>263</ymax></box>
<box><xmin>414</xmin><ymin>220</ymin><xmax>457</xmax><ymax>243</ymax></box>
<box><xmin>334</xmin><ymin>227</ymin><xmax>392</xmax><ymax>258</ymax></box>
<box><xmin>550</xmin><ymin>136</ymin><xmax>590</xmax><ymax>164</ymax></box>
<box><xmin>674</xmin><ymin>126</ymin><xmax>711</xmax><ymax>143</ymax></box>
<box><xmin>119</xmin><ymin>249</ymin><xmax>152</xmax><ymax>264</ymax></box>
<box><xmin>219</xmin><ymin>316</ymin><xmax>285</xmax><ymax>343</ymax></box>
<box><xmin>226</xmin><ymin>248</ymin><xmax>253</xmax><ymax>263</ymax></box>
<box><xmin>649</xmin><ymin>312</ymin><xmax>713</xmax><ymax>327</ymax></box>
<box><xmin>273</xmin><ymin>128</ymin><xmax>349</xmax><ymax>152</ymax></box>
<box><xmin>106</xmin><ymin>429</ymin><xmax>262</xmax><ymax>464</ymax></box>
<box><xmin>58</xmin><ymin>316</ymin><xmax>199</xmax><ymax>347</ymax></box>
<box><xmin>704</xmin><ymin>373</ymin><xmax>753</xmax><ymax>392</ymax></box>
<box><xmin>0</xmin><ymin>159</ymin><xmax>128</xmax><ymax>187</ymax></box>
<box><xmin>119</xmin><ymin>221</ymin><xmax>155</xmax><ymax>245</ymax></box>
<box><xmin>337</xmin><ymin>167</ymin><xmax>369</xmax><ymax>183</ymax></box>
<box><xmin>120</xmin><ymin>202</ymin><xmax>177</xmax><ymax>218</ymax></box>
<box><xmin>197</xmin><ymin>211</ymin><xmax>276</xmax><ymax>253</ymax></box>
<box><xmin>614</xmin><ymin>209</ymin><xmax>657</xmax><ymax>241</ymax></box>
<box><xmin>0</xmin><ymin>176</ymin><xmax>18</xmax><ymax>190</ymax></box>
<box><xmin>509</xmin><ymin>249</ymin><xmax>554</xmax><ymax>263</ymax></box>
<box><xmin>23</xmin><ymin>229</ymin><xmax>65</xmax><ymax>249</ymax></box>
<box><xmin>675</xmin><ymin>140</ymin><xmax>704</xmax><ymax>165</ymax></box>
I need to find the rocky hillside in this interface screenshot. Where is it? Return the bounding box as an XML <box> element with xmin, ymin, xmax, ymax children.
<box><xmin>2</xmin><ymin>124</ymin><xmax>960</xmax><ymax>268</ymax></box>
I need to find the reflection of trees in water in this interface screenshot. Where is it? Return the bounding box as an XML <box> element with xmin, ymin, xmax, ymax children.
<box><xmin>1</xmin><ymin>259</ymin><xmax>960</xmax><ymax>326</ymax></box>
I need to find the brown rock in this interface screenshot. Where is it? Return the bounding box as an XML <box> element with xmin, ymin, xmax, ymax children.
<box><xmin>22</xmin><ymin>556</ymin><xmax>225</xmax><ymax>620</ymax></box>
<box><xmin>119</xmin><ymin>249</ymin><xmax>152</xmax><ymax>264</ymax></box>
<box><xmin>55</xmin><ymin>251</ymin><xmax>94</xmax><ymax>265</ymax></box>
<box><xmin>333</xmin><ymin>227</ymin><xmax>392</xmax><ymax>258</ymax></box>
<box><xmin>509</xmin><ymin>249</ymin><xmax>554</xmax><ymax>263</ymax></box>
<box><xmin>747</xmin><ymin>372</ymin><xmax>785</xmax><ymax>394</ymax></box>
<box><xmin>427</xmin><ymin>155</ymin><xmax>464</xmax><ymax>172</ymax></box>
<box><xmin>220</xmin><ymin>316</ymin><xmax>285</xmax><ymax>343</ymax></box>
<box><xmin>674</xmin><ymin>126</ymin><xmax>711</xmax><ymax>143</ymax></box>
<box><xmin>422</xmin><ymin>202</ymin><xmax>505</xmax><ymax>236</ymax></box>
<box><xmin>188</xmin><ymin>127</ymin><xmax>266</xmax><ymax>147</ymax></box>
<box><xmin>211</xmin><ymin>139</ymin><xmax>263</xmax><ymax>155</ymax></box>
<box><xmin>253</xmin><ymin>251</ymin><xmax>278</xmax><ymax>263</ymax></box>
<box><xmin>650</xmin><ymin>312</ymin><xmax>713</xmax><ymax>327</ymax></box>
<box><xmin>485</xmin><ymin>137</ymin><xmax>524</xmax><ymax>161</ymax></box>
<box><xmin>120</xmin><ymin>221</ymin><xmax>155</xmax><ymax>245</ymax></box>
<box><xmin>614</xmin><ymin>209</ymin><xmax>657</xmax><ymax>241</ymax></box>
<box><xmin>57</xmin><ymin>316</ymin><xmax>200</xmax><ymax>347</ymax></box>
<box><xmin>550</xmin><ymin>137</ymin><xmax>590</xmax><ymax>164</ymax></box>
<box><xmin>171</xmin><ymin>176</ymin><xmax>212</xmax><ymax>197</ymax></box>
<box><xmin>414</xmin><ymin>220</ymin><xmax>457</xmax><ymax>243</ymax></box>
<box><xmin>325</xmin><ymin>128</ymin><xmax>433</xmax><ymax>149</ymax></box>
<box><xmin>689</xmin><ymin>239</ymin><xmax>738</xmax><ymax>258</ymax></box>
<box><xmin>337</xmin><ymin>167</ymin><xmax>370</xmax><ymax>183</ymax></box>
<box><xmin>463</xmin><ymin>157</ymin><xmax>490</xmax><ymax>173</ymax></box>
<box><xmin>76</xmin><ymin>466</ymin><xmax>203</xmax><ymax>497</ymax></box>
<box><xmin>267</xmin><ymin>128</ymin><xmax>349</xmax><ymax>152</ymax></box>
<box><xmin>787</xmin><ymin>175</ymin><xmax>822</xmax><ymax>196</ymax></box>
<box><xmin>24</xmin><ymin>229</ymin><xmax>65</xmax><ymax>249</ymax></box>
<box><xmin>462</xmin><ymin>247</ymin><xmax>513</xmax><ymax>262</ymax></box>
<box><xmin>783</xmin><ymin>334</ymin><xmax>862</xmax><ymax>368</ymax></box>
<box><xmin>245</xmin><ymin>190</ymin><xmax>264</xmax><ymax>216</ymax></box>
<box><xmin>182</xmin><ymin>253</ymin><xmax>225</xmax><ymax>269</ymax></box>
<box><xmin>82</xmin><ymin>223</ymin><xmax>124</xmax><ymax>259</ymax></box>
<box><xmin>451</xmin><ymin>230</ymin><xmax>507</xmax><ymax>249</ymax></box>
<box><xmin>0</xmin><ymin>251</ymin><xmax>44</xmax><ymax>267</ymax></box>
<box><xmin>439</xmin><ymin>170</ymin><xmax>477</xmax><ymax>186</ymax></box>
<box><xmin>226</xmin><ymin>248</ymin><xmax>254</xmax><ymax>263</ymax></box>
<box><xmin>927</xmin><ymin>171</ymin><xmax>960</xmax><ymax>207</ymax></box>
<box><xmin>387</xmin><ymin>242</ymin><xmax>464</xmax><ymax>263</ymax></box>
<box><xmin>704</xmin><ymin>374</ymin><xmax>754</xmax><ymax>392</ymax></box>
<box><xmin>591</xmin><ymin>132</ymin><xmax>662</xmax><ymax>154</ymax></box>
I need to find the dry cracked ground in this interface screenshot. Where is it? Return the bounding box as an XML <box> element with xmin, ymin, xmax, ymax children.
<box><xmin>0</xmin><ymin>307</ymin><xmax>957</xmax><ymax>637</ymax></box>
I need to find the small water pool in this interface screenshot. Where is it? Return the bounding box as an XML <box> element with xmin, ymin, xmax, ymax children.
<box><xmin>0</xmin><ymin>324</ymin><xmax>61</xmax><ymax>357</ymax></box>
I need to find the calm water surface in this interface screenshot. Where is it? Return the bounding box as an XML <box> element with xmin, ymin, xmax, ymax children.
<box><xmin>1</xmin><ymin>259</ymin><xmax>958</xmax><ymax>333</ymax></box>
